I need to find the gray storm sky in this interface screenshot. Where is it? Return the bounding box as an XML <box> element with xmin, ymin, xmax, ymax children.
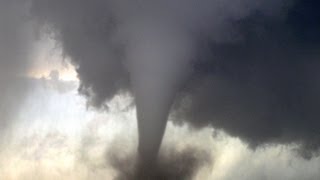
<box><xmin>1</xmin><ymin>0</ymin><xmax>320</xmax><ymax>179</ymax></box>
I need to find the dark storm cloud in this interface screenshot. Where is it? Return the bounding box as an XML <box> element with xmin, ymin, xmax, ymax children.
<box><xmin>31</xmin><ymin>0</ymin><xmax>131</xmax><ymax>107</ymax></box>
<box><xmin>30</xmin><ymin>0</ymin><xmax>320</xmax><ymax>159</ymax></box>
<box><xmin>0</xmin><ymin>0</ymin><xmax>34</xmax><ymax>76</ymax></box>
<box><xmin>30</xmin><ymin>0</ymin><xmax>287</xmax><ymax>106</ymax></box>
<box><xmin>174</xmin><ymin>0</ymin><xmax>320</xmax><ymax>156</ymax></box>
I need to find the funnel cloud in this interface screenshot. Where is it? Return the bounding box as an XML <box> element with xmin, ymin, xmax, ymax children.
<box><xmin>27</xmin><ymin>0</ymin><xmax>320</xmax><ymax>178</ymax></box>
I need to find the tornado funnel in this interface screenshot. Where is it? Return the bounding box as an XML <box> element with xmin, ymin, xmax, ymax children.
<box><xmin>126</xmin><ymin>25</ymin><xmax>193</xmax><ymax>165</ymax></box>
<box><xmin>134</xmin><ymin>73</ymin><xmax>179</xmax><ymax>163</ymax></box>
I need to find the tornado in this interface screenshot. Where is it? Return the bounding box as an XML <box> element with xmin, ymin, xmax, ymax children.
<box><xmin>125</xmin><ymin>23</ymin><xmax>193</xmax><ymax>165</ymax></box>
<box><xmin>30</xmin><ymin>0</ymin><xmax>311</xmax><ymax>176</ymax></box>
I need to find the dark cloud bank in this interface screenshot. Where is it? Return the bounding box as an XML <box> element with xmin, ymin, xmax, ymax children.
<box><xmin>3</xmin><ymin>0</ymin><xmax>319</xmax><ymax>179</ymax></box>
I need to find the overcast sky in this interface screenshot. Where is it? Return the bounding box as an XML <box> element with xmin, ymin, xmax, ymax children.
<box><xmin>1</xmin><ymin>0</ymin><xmax>320</xmax><ymax>179</ymax></box>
